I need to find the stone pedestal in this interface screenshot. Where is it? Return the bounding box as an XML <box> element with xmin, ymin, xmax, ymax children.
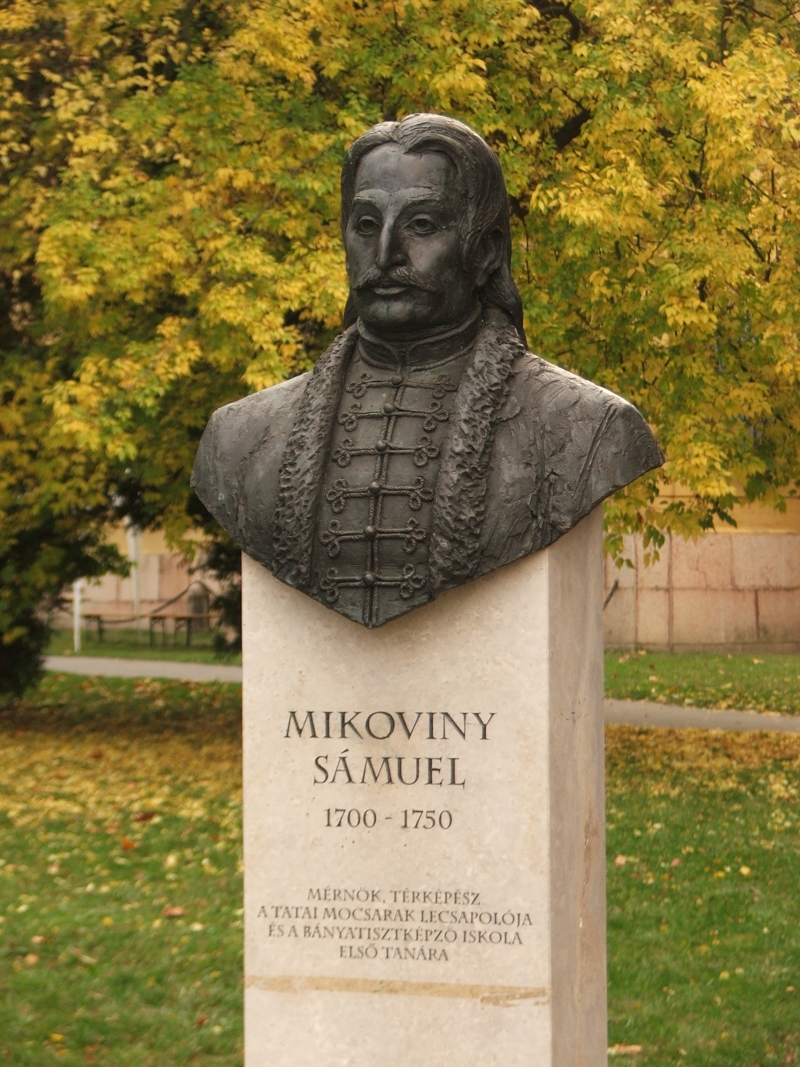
<box><xmin>242</xmin><ymin>507</ymin><xmax>607</xmax><ymax>1067</ymax></box>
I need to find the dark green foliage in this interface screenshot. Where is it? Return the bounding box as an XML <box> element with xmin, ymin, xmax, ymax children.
<box><xmin>0</xmin><ymin>520</ymin><xmax>127</xmax><ymax>697</ymax></box>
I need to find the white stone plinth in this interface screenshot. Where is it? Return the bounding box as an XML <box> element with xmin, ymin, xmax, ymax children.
<box><xmin>242</xmin><ymin>508</ymin><xmax>606</xmax><ymax>1067</ymax></box>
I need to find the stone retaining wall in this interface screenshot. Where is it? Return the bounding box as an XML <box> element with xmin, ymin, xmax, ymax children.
<box><xmin>604</xmin><ymin>532</ymin><xmax>800</xmax><ymax>652</ymax></box>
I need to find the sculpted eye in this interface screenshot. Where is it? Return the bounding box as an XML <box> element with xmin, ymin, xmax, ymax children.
<box><xmin>355</xmin><ymin>216</ymin><xmax>379</xmax><ymax>236</ymax></box>
<box><xmin>409</xmin><ymin>217</ymin><xmax>437</xmax><ymax>235</ymax></box>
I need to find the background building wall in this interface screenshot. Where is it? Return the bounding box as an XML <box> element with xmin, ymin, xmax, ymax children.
<box><xmin>52</xmin><ymin>527</ymin><xmax>220</xmax><ymax>635</ymax></box>
<box><xmin>58</xmin><ymin>507</ymin><xmax>800</xmax><ymax>654</ymax></box>
<box><xmin>79</xmin><ymin>527</ymin><xmax>199</xmax><ymax>616</ymax></box>
<box><xmin>604</xmin><ymin>500</ymin><xmax>800</xmax><ymax>652</ymax></box>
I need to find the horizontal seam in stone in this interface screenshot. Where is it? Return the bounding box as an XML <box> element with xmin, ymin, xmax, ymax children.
<box><xmin>245</xmin><ymin>974</ymin><xmax>549</xmax><ymax>1005</ymax></box>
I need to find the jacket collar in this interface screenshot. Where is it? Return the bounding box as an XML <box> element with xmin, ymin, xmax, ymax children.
<box><xmin>271</xmin><ymin>306</ymin><xmax>524</xmax><ymax>594</ymax></box>
<box><xmin>356</xmin><ymin>303</ymin><xmax>483</xmax><ymax>370</ymax></box>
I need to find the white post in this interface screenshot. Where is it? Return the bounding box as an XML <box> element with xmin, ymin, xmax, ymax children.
<box><xmin>72</xmin><ymin>579</ymin><xmax>82</xmax><ymax>653</ymax></box>
<box><xmin>126</xmin><ymin>523</ymin><xmax>142</xmax><ymax>643</ymax></box>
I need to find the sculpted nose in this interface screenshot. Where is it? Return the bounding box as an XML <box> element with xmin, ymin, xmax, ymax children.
<box><xmin>376</xmin><ymin>219</ymin><xmax>407</xmax><ymax>272</ymax></box>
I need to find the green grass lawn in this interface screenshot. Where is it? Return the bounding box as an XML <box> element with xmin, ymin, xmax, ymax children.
<box><xmin>46</xmin><ymin>628</ymin><xmax>242</xmax><ymax>666</ymax></box>
<box><xmin>0</xmin><ymin>675</ymin><xmax>243</xmax><ymax>1065</ymax></box>
<box><xmin>46</xmin><ymin>630</ymin><xmax>800</xmax><ymax>715</ymax></box>
<box><xmin>2</xmin><ymin>674</ymin><xmax>800</xmax><ymax>1064</ymax></box>
<box><xmin>605</xmin><ymin>650</ymin><xmax>800</xmax><ymax>715</ymax></box>
<box><xmin>606</xmin><ymin>726</ymin><xmax>800</xmax><ymax>1064</ymax></box>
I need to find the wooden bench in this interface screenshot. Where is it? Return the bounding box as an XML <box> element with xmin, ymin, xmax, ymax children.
<box><xmin>148</xmin><ymin>612</ymin><xmax>218</xmax><ymax>648</ymax></box>
<box><xmin>82</xmin><ymin>612</ymin><xmax>140</xmax><ymax>643</ymax></box>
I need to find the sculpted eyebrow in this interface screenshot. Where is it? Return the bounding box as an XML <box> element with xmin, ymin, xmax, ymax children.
<box><xmin>352</xmin><ymin>192</ymin><xmax>446</xmax><ymax>208</ymax></box>
<box><xmin>400</xmin><ymin>193</ymin><xmax>446</xmax><ymax>208</ymax></box>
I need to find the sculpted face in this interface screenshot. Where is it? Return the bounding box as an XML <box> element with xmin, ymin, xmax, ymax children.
<box><xmin>345</xmin><ymin>144</ymin><xmax>489</xmax><ymax>340</ymax></box>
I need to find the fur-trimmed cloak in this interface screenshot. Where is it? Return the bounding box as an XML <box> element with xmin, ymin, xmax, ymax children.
<box><xmin>192</xmin><ymin>308</ymin><xmax>663</xmax><ymax>625</ymax></box>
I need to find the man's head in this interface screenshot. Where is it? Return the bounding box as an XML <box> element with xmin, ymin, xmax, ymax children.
<box><xmin>341</xmin><ymin>114</ymin><xmax>524</xmax><ymax>342</ymax></box>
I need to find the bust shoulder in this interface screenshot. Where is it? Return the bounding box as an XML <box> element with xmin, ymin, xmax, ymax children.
<box><xmin>208</xmin><ymin>372</ymin><xmax>309</xmax><ymax>438</ymax></box>
<box><xmin>191</xmin><ymin>372</ymin><xmax>310</xmax><ymax>542</ymax></box>
<box><xmin>506</xmin><ymin>349</ymin><xmax>663</xmax><ymax>514</ymax></box>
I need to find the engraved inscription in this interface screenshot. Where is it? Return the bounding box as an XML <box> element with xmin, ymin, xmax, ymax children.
<box><xmin>284</xmin><ymin>709</ymin><xmax>495</xmax><ymax>790</ymax></box>
<box><xmin>262</xmin><ymin>706</ymin><xmax>534</xmax><ymax>968</ymax></box>
<box><xmin>256</xmin><ymin>887</ymin><xmax>531</xmax><ymax>962</ymax></box>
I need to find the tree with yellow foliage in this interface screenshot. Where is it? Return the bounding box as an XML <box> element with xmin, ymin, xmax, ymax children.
<box><xmin>2</xmin><ymin>0</ymin><xmax>800</xmax><ymax>685</ymax></box>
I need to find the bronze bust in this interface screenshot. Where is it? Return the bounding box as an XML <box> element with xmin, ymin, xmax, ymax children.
<box><xmin>192</xmin><ymin>114</ymin><xmax>663</xmax><ymax>627</ymax></box>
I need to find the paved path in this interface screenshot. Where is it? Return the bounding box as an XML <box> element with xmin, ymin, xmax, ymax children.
<box><xmin>45</xmin><ymin>657</ymin><xmax>800</xmax><ymax>733</ymax></box>
<box><xmin>45</xmin><ymin>655</ymin><xmax>243</xmax><ymax>684</ymax></box>
<box><xmin>604</xmin><ymin>697</ymin><xmax>800</xmax><ymax>733</ymax></box>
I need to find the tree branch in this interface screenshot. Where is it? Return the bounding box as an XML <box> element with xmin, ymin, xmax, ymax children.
<box><xmin>552</xmin><ymin>108</ymin><xmax>592</xmax><ymax>149</ymax></box>
<box><xmin>737</xmin><ymin>227</ymin><xmax>766</xmax><ymax>262</ymax></box>
<box><xmin>527</xmin><ymin>1</ymin><xmax>589</xmax><ymax>41</ymax></box>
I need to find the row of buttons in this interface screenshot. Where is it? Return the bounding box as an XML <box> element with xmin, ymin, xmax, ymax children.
<box><xmin>333</xmin><ymin>365</ymin><xmax>428</xmax><ymax>598</ymax></box>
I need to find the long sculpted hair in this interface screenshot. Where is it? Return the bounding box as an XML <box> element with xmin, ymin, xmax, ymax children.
<box><xmin>340</xmin><ymin>113</ymin><xmax>525</xmax><ymax>342</ymax></box>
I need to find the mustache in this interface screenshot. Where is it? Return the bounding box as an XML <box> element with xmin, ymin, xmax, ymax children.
<box><xmin>353</xmin><ymin>267</ymin><xmax>438</xmax><ymax>294</ymax></box>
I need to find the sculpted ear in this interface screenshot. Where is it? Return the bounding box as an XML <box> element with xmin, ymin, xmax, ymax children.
<box><xmin>472</xmin><ymin>228</ymin><xmax>504</xmax><ymax>288</ymax></box>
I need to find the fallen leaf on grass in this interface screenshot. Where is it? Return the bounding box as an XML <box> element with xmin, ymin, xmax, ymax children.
<box><xmin>120</xmin><ymin>837</ymin><xmax>137</xmax><ymax>851</ymax></box>
<box><xmin>194</xmin><ymin>1014</ymin><xmax>207</xmax><ymax>1028</ymax></box>
<box><xmin>23</xmin><ymin>953</ymin><xmax>38</xmax><ymax>966</ymax></box>
<box><xmin>609</xmin><ymin>1045</ymin><xmax>643</xmax><ymax>1057</ymax></box>
<box><xmin>133</xmin><ymin>811</ymin><xmax>156</xmax><ymax>823</ymax></box>
<box><xmin>69</xmin><ymin>947</ymin><xmax>97</xmax><ymax>965</ymax></box>
<box><xmin>614</xmin><ymin>855</ymin><xmax>627</xmax><ymax>867</ymax></box>
<box><xmin>162</xmin><ymin>905</ymin><xmax>184</xmax><ymax>918</ymax></box>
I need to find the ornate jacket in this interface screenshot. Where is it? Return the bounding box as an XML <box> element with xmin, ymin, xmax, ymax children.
<box><xmin>191</xmin><ymin>307</ymin><xmax>663</xmax><ymax>627</ymax></box>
